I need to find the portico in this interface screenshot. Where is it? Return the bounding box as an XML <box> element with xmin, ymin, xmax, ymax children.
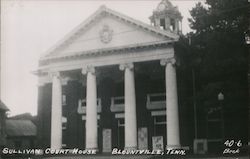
<box><xmin>45</xmin><ymin>59</ymin><xmax>180</xmax><ymax>151</ymax></box>
<box><xmin>36</xmin><ymin>2</ymin><xmax>182</xmax><ymax>152</ymax></box>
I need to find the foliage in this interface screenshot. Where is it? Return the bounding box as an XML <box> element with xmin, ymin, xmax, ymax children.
<box><xmin>175</xmin><ymin>0</ymin><xmax>250</xmax><ymax>141</ymax></box>
<box><xmin>176</xmin><ymin>0</ymin><xmax>249</xmax><ymax>132</ymax></box>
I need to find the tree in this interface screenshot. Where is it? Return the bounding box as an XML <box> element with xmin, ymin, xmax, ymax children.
<box><xmin>176</xmin><ymin>0</ymin><xmax>249</xmax><ymax>149</ymax></box>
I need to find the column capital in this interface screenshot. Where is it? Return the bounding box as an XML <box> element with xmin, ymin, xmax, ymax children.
<box><xmin>49</xmin><ymin>71</ymin><xmax>60</xmax><ymax>79</ymax></box>
<box><xmin>82</xmin><ymin>66</ymin><xmax>95</xmax><ymax>75</ymax></box>
<box><xmin>160</xmin><ymin>58</ymin><xmax>176</xmax><ymax>66</ymax></box>
<box><xmin>119</xmin><ymin>63</ymin><xmax>134</xmax><ymax>71</ymax></box>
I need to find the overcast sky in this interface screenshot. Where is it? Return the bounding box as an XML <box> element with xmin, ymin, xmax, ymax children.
<box><xmin>1</xmin><ymin>0</ymin><xmax>203</xmax><ymax>116</ymax></box>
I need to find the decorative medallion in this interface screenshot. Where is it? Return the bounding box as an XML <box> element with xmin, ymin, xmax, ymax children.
<box><xmin>99</xmin><ymin>25</ymin><xmax>113</xmax><ymax>44</ymax></box>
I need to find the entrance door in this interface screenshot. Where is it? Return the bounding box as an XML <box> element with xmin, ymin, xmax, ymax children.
<box><xmin>152</xmin><ymin>115</ymin><xmax>166</xmax><ymax>149</ymax></box>
<box><xmin>117</xmin><ymin>118</ymin><xmax>125</xmax><ymax>149</ymax></box>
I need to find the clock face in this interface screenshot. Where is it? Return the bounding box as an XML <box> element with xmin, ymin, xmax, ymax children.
<box><xmin>158</xmin><ymin>3</ymin><xmax>165</xmax><ymax>11</ymax></box>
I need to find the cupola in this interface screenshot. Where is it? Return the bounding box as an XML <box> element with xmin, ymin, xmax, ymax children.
<box><xmin>150</xmin><ymin>0</ymin><xmax>182</xmax><ymax>34</ymax></box>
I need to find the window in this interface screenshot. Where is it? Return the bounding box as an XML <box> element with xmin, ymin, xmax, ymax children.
<box><xmin>14</xmin><ymin>140</ymin><xmax>22</xmax><ymax>148</ymax></box>
<box><xmin>118</xmin><ymin>119</ymin><xmax>124</xmax><ymax>127</ymax></box>
<box><xmin>170</xmin><ymin>18</ymin><xmax>176</xmax><ymax>31</ymax></box>
<box><xmin>113</xmin><ymin>97</ymin><xmax>124</xmax><ymax>105</ymax></box>
<box><xmin>62</xmin><ymin>117</ymin><xmax>67</xmax><ymax>130</ymax></box>
<box><xmin>155</xmin><ymin>116</ymin><xmax>166</xmax><ymax>124</ymax></box>
<box><xmin>153</xmin><ymin>116</ymin><xmax>166</xmax><ymax>136</ymax></box>
<box><xmin>160</xmin><ymin>18</ymin><xmax>165</xmax><ymax>29</ymax></box>
<box><xmin>117</xmin><ymin>118</ymin><xmax>125</xmax><ymax>149</ymax></box>
<box><xmin>62</xmin><ymin>94</ymin><xmax>67</xmax><ymax>105</ymax></box>
<box><xmin>150</xmin><ymin>95</ymin><xmax>165</xmax><ymax>102</ymax></box>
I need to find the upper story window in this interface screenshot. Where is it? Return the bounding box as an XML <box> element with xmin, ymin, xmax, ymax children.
<box><xmin>110</xmin><ymin>96</ymin><xmax>124</xmax><ymax>112</ymax></box>
<box><xmin>62</xmin><ymin>94</ymin><xmax>66</xmax><ymax>106</ymax></box>
<box><xmin>62</xmin><ymin>117</ymin><xmax>67</xmax><ymax>130</ymax></box>
<box><xmin>154</xmin><ymin>116</ymin><xmax>166</xmax><ymax>125</ymax></box>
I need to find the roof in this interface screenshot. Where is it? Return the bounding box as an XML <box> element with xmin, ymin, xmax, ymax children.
<box><xmin>6</xmin><ymin>120</ymin><xmax>37</xmax><ymax>137</ymax></box>
<box><xmin>40</xmin><ymin>5</ymin><xmax>178</xmax><ymax>61</ymax></box>
<box><xmin>10</xmin><ymin>113</ymin><xmax>33</xmax><ymax>120</ymax></box>
<box><xmin>9</xmin><ymin>113</ymin><xmax>37</xmax><ymax>126</ymax></box>
<box><xmin>0</xmin><ymin>100</ymin><xmax>9</xmax><ymax>111</ymax></box>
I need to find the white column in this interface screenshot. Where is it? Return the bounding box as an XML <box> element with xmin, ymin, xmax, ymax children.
<box><xmin>50</xmin><ymin>72</ymin><xmax>62</xmax><ymax>149</ymax></box>
<box><xmin>119</xmin><ymin>63</ymin><xmax>137</xmax><ymax>150</ymax></box>
<box><xmin>160</xmin><ymin>58</ymin><xmax>180</xmax><ymax>149</ymax></box>
<box><xmin>82</xmin><ymin>66</ymin><xmax>98</xmax><ymax>150</ymax></box>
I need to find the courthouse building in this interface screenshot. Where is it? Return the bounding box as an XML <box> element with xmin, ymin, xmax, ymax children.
<box><xmin>37</xmin><ymin>0</ymin><xmax>249</xmax><ymax>154</ymax></box>
<box><xmin>36</xmin><ymin>0</ymin><xmax>182</xmax><ymax>152</ymax></box>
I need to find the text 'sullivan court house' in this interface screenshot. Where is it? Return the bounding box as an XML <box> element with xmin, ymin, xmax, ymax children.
<box><xmin>35</xmin><ymin>0</ymin><xmax>229</xmax><ymax>153</ymax></box>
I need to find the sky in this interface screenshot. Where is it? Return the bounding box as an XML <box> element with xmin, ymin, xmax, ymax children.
<box><xmin>1</xmin><ymin>0</ymin><xmax>203</xmax><ymax>116</ymax></box>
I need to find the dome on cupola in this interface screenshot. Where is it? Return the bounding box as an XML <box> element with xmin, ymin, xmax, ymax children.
<box><xmin>157</xmin><ymin>0</ymin><xmax>173</xmax><ymax>11</ymax></box>
<box><xmin>150</xmin><ymin>0</ymin><xmax>182</xmax><ymax>34</ymax></box>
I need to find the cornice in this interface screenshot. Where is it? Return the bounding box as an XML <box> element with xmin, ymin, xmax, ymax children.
<box><xmin>104</xmin><ymin>6</ymin><xmax>179</xmax><ymax>39</ymax></box>
<box><xmin>39</xmin><ymin>40</ymin><xmax>174</xmax><ymax>66</ymax></box>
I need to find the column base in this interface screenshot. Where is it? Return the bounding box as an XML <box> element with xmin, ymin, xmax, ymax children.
<box><xmin>50</xmin><ymin>145</ymin><xmax>62</xmax><ymax>150</ymax></box>
<box><xmin>85</xmin><ymin>148</ymin><xmax>99</xmax><ymax>153</ymax></box>
<box><xmin>124</xmin><ymin>146</ymin><xmax>137</xmax><ymax>150</ymax></box>
<box><xmin>165</xmin><ymin>145</ymin><xmax>181</xmax><ymax>150</ymax></box>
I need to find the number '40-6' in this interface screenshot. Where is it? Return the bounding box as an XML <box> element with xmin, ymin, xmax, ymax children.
<box><xmin>224</xmin><ymin>140</ymin><xmax>242</xmax><ymax>147</ymax></box>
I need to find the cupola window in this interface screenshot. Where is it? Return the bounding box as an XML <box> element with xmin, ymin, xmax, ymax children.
<box><xmin>160</xmin><ymin>18</ymin><xmax>166</xmax><ymax>29</ymax></box>
<box><xmin>170</xmin><ymin>18</ymin><xmax>176</xmax><ymax>31</ymax></box>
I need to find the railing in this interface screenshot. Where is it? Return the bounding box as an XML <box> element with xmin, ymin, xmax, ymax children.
<box><xmin>110</xmin><ymin>96</ymin><xmax>124</xmax><ymax>112</ymax></box>
<box><xmin>146</xmin><ymin>93</ymin><xmax>166</xmax><ymax>110</ymax></box>
<box><xmin>77</xmin><ymin>98</ymin><xmax>102</xmax><ymax>114</ymax></box>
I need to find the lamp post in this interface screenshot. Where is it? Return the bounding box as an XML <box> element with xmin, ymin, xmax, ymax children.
<box><xmin>188</xmin><ymin>35</ymin><xmax>198</xmax><ymax>140</ymax></box>
<box><xmin>192</xmin><ymin>69</ymin><xmax>197</xmax><ymax>139</ymax></box>
<box><xmin>217</xmin><ymin>92</ymin><xmax>224</xmax><ymax>140</ymax></box>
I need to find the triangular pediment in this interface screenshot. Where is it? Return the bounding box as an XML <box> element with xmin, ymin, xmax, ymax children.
<box><xmin>41</xmin><ymin>5</ymin><xmax>178</xmax><ymax>61</ymax></box>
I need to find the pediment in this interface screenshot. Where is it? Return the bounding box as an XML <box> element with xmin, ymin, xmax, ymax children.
<box><xmin>41</xmin><ymin>6</ymin><xmax>178</xmax><ymax>61</ymax></box>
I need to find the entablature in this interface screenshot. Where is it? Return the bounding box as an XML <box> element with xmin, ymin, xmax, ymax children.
<box><xmin>36</xmin><ymin>44</ymin><xmax>174</xmax><ymax>75</ymax></box>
